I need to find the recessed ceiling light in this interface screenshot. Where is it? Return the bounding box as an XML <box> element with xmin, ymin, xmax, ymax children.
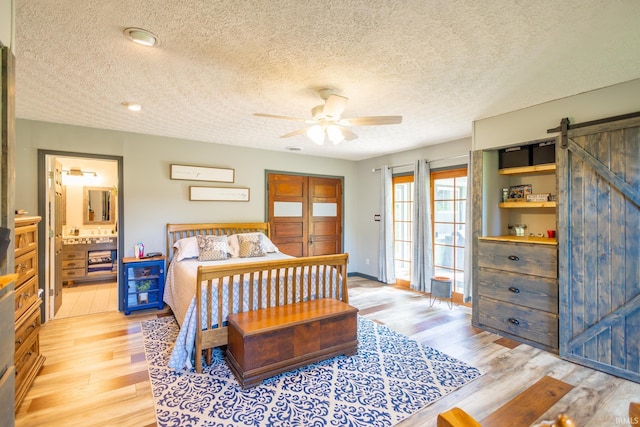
<box><xmin>123</xmin><ymin>27</ymin><xmax>158</xmax><ymax>47</ymax></box>
<box><xmin>122</xmin><ymin>102</ymin><xmax>142</xmax><ymax>112</ymax></box>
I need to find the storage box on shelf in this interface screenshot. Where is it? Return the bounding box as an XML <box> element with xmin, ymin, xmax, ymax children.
<box><xmin>472</xmin><ymin>139</ymin><xmax>559</xmax><ymax>352</ymax></box>
<box><xmin>13</xmin><ymin>216</ymin><xmax>45</xmax><ymax>411</ymax></box>
<box><xmin>122</xmin><ymin>255</ymin><xmax>166</xmax><ymax>314</ymax></box>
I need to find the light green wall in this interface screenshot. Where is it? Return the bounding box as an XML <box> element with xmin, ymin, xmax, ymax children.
<box><xmin>15</xmin><ymin>120</ymin><xmax>359</xmax><ymax>267</ymax></box>
<box><xmin>473</xmin><ymin>78</ymin><xmax>640</xmax><ymax>150</ymax></box>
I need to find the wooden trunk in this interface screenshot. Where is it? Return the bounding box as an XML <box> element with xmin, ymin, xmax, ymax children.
<box><xmin>226</xmin><ymin>298</ymin><xmax>358</xmax><ymax>388</ymax></box>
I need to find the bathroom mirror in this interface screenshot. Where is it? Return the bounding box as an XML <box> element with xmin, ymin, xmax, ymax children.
<box><xmin>83</xmin><ymin>186</ymin><xmax>115</xmax><ymax>225</ymax></box>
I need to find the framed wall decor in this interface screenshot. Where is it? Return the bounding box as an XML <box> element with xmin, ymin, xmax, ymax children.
<box><xmin>170</xmin><ymin>164</ymin><xmax>234</xmax><ymax>183</ymax></box>
<box><xmin>189</xmin><ymin>186</ymin><xmax>250</xmax><ymax>202</ymax></box>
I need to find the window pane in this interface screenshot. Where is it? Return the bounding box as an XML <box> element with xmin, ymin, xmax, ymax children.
<box><xmin>456</xmin><ymin>247</ymin><xmax>465</xmax><ymax>269</ymax></box>
<box><xmin>456</xmin><ymin>200</ymin><xmax>467</xmax><ymax>223</ymax></box>
<box><xmin>395</xmin><ymin>241</ymin><xmax>411</xmax><ymax>260</ymax></box>
<box><xmin>434</xmin><ymin>223</ymin><xmax>454</xmax><ymax>244</ymax></box>
<box><xmin>394</xmin><ymin>221</ymin><xmax>411</xmax><ymax>240</ymax></box>
<box><xmin>434</xmin><ymin>245</ymin><xmax>454</xmax><ymax>268</ymax></box>
<box><xmin>455</xmin><ymin>224</ymin><xmax>466</xmax><ymax>245</ymax></box>
<box><xmin>434</xmin><ymin>178</ymin><xmax>455</xmax><ymax>200</ymax></box>
<box><xmin>434</xmin><ymin>201</ymin><xmax>454</xmax><ymax>222</ymax></box>
<box><xmin>456</xmin><ymin>177</ymin><xmax>468</xmax><ymax>199</ymax></box>
<box><xmin>454</xmin><ymin>270</ymin><xmax>465</xmax><ymax>293</ymax></box>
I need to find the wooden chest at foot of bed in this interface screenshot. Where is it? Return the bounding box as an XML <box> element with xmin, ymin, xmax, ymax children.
<box><xmin>226</xmin><ymin>298</ymin><xmax>358</xmax><ymax>388</ymax></box>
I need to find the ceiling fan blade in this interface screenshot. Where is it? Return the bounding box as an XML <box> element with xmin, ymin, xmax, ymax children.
<box><xmin>340</xmin><ymin>126</ymin><xmax>358</xmax><ymax>141</ymax></box>
<box><xmin>341</xmin><ymin>116</ymin><xmax>403</xmax><ymax>126</ymax></box>
<box><xmin>279</xmin><ymin>126</ymin><xmax>312</xmax><ymax>138</ymax></box>
<box><xmin>254</xmin><ymin>113</ymin><xmax>308</xmax><ymax>122</ymax></box>
<box><xmin>323</xmin><ymin>94</ymin><xmax>348</xmax><ymax>119</ymax></box>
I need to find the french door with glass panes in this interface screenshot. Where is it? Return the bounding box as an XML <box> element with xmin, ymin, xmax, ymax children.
<box><xmin>392</xmin><ymin>175</ymin><xmax>413</xmax><ymax>287</ymax></box>
<box><xmin>431</xmin><ymin>168</ymin><xmax>467</xmax><ymax>305</ymax></box>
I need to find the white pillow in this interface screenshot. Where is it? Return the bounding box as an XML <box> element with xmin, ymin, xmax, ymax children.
<box><xmin>173</xmin><ymin>236</ymin><xmax>199</xmax><ymax>261</ymax></box>
<box><xmin>227</xmin><ymin>232</ymin><xmax>278</xmax><ymax>258</ymax></box>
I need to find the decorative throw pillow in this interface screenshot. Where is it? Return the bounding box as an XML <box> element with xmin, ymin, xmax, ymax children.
<box><xmin>173</xmin><ymin>236</ymin><xmax>199</xmax><ymax>261</ymax></box>
<box><xmin>237</xmin><ymin>233</ymin><xmax>267</xmax><ymax>258</ymax></box>
<box><xmin>195</xmin><ymin>235</ymin><xmax>228</xmax><ymax>261</ymax></box>
<box><xmin>228</xmin><ymin>232</ymin><xmax>278</xmax><ymax>257</ymax></box>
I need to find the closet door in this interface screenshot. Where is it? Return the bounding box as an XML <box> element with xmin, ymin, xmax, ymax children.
<box><xmin>558</xmin><ymin>115</ymin><xmax>640</xmax><ymax>383</ymax></box>
<box><xmin>267</xmin><ymin>173</ymin><xmax>342</xmax><ymax>257</ymax></box>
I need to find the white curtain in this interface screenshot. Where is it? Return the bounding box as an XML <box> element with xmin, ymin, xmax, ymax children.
<box><xmin>378</xmin><ymin>166</ymin><xmax>395</xmax><ymax>284</ymax></box>
<box><xmin>463</xmin><ymin>151</ymin><xmax>473</xmax><ymax>302</ymax></box>
<box><xmin>411</xmin><ymin>159</ymin><xmax>434</xmax><ymax>292</ymax></box>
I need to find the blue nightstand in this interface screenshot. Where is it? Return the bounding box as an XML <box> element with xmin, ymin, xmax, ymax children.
<box><xmin>122</xmin><ymin>255</ymin><xmax>166</xmax><ymax>314</ymax></box>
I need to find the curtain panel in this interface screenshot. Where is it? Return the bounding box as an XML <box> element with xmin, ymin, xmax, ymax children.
<box><xmin>411</xmin><ymin>159</ymin><xmax>434</xmax><ymax>292</ymax></box>
<box><xmin>378</xmin><ymin>166</ymin><xmax>395</xmax><ymax>284</ymax></box>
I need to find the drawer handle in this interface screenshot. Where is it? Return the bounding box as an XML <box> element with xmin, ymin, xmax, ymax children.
<box><xmin>16</xmin><ymin>337</ymin><xmax>23</xmax><ymax>344</ymax></box>
<box><xmin>508</xmin><ymin>255</ymin><xmax>520</xmax><ymax>261</ymax></box>
<box><xmin>508</xmin><ymin>318</ymin><xmax>520</xmax><ymax>325</ymax></box>
<box><xmin>508</xmin><ymin>287</ymin><xmax>520</xmax><ymax>293</ymax></box>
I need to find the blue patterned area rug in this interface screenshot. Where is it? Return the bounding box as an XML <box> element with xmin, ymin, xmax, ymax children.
<box><xmin>141</xmin><ymin>316</ymin><xmax>482</xmax><ymax>427</ymax></box>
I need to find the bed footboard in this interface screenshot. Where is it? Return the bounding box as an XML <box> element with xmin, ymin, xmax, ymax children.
<box><xmin>194</xmin><ymin>253</ymin><xmax>349</xmax><ymax>373</ymax></box>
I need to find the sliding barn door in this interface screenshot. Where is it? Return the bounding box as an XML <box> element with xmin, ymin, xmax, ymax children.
<box><xmin>267</xmin><ymin>173</ymin><xmax>342</xmax><ymax>257</ymax></box>
<box><xmin>557</xmin><ymin>115</ymin><xmax>640</xmax><ymax>383</ymax></box>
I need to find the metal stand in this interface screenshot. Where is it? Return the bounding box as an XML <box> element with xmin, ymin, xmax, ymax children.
<box><xmin>429</xmin><ymin>276</ymin><xmax>453</xmax><ymax>309</ymax></box>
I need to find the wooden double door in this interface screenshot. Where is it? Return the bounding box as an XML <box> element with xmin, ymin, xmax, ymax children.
<box><xmin>558</xmin><ymin>115</ymin><xmax>640</xmax><ymax>383</ymax></box>
<box><xmin>267</xmin><ymin>173</ymin><xmax>342</xmax><ymax>257</ymax></box>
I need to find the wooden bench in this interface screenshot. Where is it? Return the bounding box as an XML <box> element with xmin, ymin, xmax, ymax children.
<box><xmin>226</xmin><ymin>298</ymin><xmax>359</xmax><ymax>388</ymax></box>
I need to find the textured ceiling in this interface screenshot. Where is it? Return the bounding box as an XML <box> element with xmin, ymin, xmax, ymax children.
<box><xmin>14</xmin><ymin>0</ymin><xmax>640</xmax><ymax>161</ymax></box>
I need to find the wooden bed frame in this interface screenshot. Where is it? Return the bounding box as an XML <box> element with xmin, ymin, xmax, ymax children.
<box><xmin>166</xmin><ymin>222</ymin><xmax>350</xmax><ymax>373</ymax></box>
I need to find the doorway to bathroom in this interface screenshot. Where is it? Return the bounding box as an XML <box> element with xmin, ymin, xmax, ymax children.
<box><xmin>38</xmin><ymin>150</ymin><xmax>124</xmax><ymax>321</ymax></box>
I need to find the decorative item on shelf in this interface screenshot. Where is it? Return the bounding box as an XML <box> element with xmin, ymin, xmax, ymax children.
<box><xmin>135</xmin><ymin>242</ymin><xmax>144</xmax><ymax>259</ymax></box>
<box><xmin>508</xmin><ymin>184</ymin><xmax>532</xmax><ymax>201</ymax></box>
<box><xmin>502</xmin><ymin>188</ymin><xmax>509</xmax><ymax>202</ymax></box>
<box><xmin>514</xmin><ymin>224</ymin><xmax>527</xmax><ymax>236</ymax></box>
<box><xmin>136</xmin><ymin>279</ymin><xmax>152</xmax><ymax>304</ymax></box>
<box><xmin>549</xmin><ymin>194</ymin><xmax>557</xmax><ymax>201</ymax></box>
<box><xmin>526</xmin><ymin>193</ymin><xmax>550</xmax><ymax>202</ymax></box>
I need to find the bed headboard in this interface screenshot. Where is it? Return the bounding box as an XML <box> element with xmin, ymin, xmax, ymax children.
<box><xmin>166</xmin><ymin>222</ymin><xmax>270</xmax><ymax>260</ymax></box>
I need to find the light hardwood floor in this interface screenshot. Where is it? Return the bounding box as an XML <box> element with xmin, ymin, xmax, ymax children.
<box><xmin>15</xmin><ymin>276</ymin><xmax>640</xmax><ymax>426</ymax></box>
<box><xmin>55</xmin><ymin>281</ymin><xmax>119</xmax><ymax>319</ymax></box>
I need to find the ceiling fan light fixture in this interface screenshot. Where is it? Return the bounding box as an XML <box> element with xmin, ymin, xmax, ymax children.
<box><xmin>307</xmin><ymin>125</ymin><xmax>325</xmax><ymax>145</ymax></box>
<box><xmin>124</xmin><ymin>27</ymin><xmax>158</xmax><ymax>47</ymax></box>
<box><xmin>327</xmin><ymin>125</ymin><xmax>345</xmax><ymax>145</ymax></box>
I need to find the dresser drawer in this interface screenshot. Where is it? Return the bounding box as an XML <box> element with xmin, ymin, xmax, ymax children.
<box><xmin>14</xmin><ymin>223</ymin><xmax>38</xmax><ymax>259</ymax></box>
<box><xmin>477</xmin><ymin>268</ymin><xmax>558</xmax><ymax>313</ymax></box>
<box><xmin>62</xmin><ymin>250</ymin><xmax>86</xmax><ymax>261</ymax></box>
<box><xmin>62</xmin><ymin>259</ymin><xmax>85</xmax><ymax>269</ymax></box>
<box><xmin>14</xmin><ymin>334</ymin><xmax>40</xmax><ymax>394</ymax></box>
<box><xmin>62</xmin><ymin>268</ymin><xmax>85</xmax><ymax>279</ymax></box>
<box><xmin>478</xmin><ymin>240</ymin><xmax>557</xmax><ymax>279</ymax></box>
<box><xmin>478</xmin><ymin>296</ymin><xmax>558</xmax><ymax>348</ymax></box>
<box><xmin>15</xmin><ymin>303</ymin><xmax>41</xmax><ymax>359</ymax></box>
<box><xmin>15</xmin><ymin>276</ymin><xmax>39</xmax><ymax>322</ymax></box>
<box><xmin>15</xmin><ymin>249</ymin><xmax>38</xmax><ymax>287</ymax></box>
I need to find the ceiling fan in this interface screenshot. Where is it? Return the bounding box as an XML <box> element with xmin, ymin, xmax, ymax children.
<box><xmin>253</xmin><ymin>89</ymin><xmax>402</xmax><ymax>145</ymax></box>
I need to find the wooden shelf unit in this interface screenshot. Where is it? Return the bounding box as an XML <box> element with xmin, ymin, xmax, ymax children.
<box><xmin>498</xmin><ymin>163</ymin><xmax>556</xmax><ymax>176</ymax></box>
<box><xmin>499</xmin><ymin>201</ymin><xmax>556</xmax><ymax>208</ymax></box>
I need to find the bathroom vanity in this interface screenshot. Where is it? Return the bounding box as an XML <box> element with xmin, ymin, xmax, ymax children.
<box><xmin>62</xmin><ymin>235</ymin><xmax>117</xmax><ymax>285</ymax></box>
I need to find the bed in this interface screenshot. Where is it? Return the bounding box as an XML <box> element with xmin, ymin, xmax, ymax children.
<box><xmin>163</xmin><ymin>222</ymin><xmax>350</xmax><ymax>372</ymax></box>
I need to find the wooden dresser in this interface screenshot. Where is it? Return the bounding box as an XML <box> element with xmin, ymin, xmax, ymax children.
<box><xmin>476</xmin><ymin>237</ymin><xmax>558</xmax><ymax>352</ymax></box>
<box><xmin>13</xmin><ymin>216</ymin><xmax>45</xmax><ymax>410</ymax></box>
